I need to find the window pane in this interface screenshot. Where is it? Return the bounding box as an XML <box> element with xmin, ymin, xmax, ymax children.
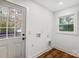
<box><xmin>8</xmin><ymin>8</ymin><xmax>15</xmax><ymax>27</ymax></box>
<box><xmin>0</xmin><ymin>7</ymin><xmax>2</xmax><ymax>27</ymax></box>
<box><xmin>15</xmin><ymin>10</ymin><xmax>22</xmax><ymax>36</ymax></box>
<box><xmin>2</xmin><ymin>7</ymin><xmax>8</xmax><ymax>27</ymax></box>
<box><xmin>59</xmin><ymin>15</ymin><xmax>74</xmax><ymax>32</ymax></box>
<box><xmin>8</xmin><ymin>28</ymin><xmax>14</xmax><ymax>37</ymax></box>
<box><xmin>0</xmin><ymin>7</ymin><xmax>8</xmax><ymax>39</ymax></box>
<box><xmin>0</xmin><ymin>28</ymin><xmax>6</xmax><ymax>38</ymax></box>
<box><xmin>0</xmin><ymin>7</ymin><xmax>7</xmax><ymax>27</ymax></box>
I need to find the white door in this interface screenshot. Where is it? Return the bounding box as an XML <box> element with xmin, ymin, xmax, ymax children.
<box><xmin>7</xmin><ymin>8</ymin><xmax>26</xmax><ymax>58</ymax></box>
<box><xmin>0</xmin><ymin>1</ymin><xmax>26</xmax><ymax>58</ymax></box>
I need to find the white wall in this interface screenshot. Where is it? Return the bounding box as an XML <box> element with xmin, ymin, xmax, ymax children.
<box><xmin>26</xmin><ymin>1</ymin><xmax>54</xmax><ymax>57</ymax></box>
<box><xmin>54</xmin><ymin>5</ymin><xmax>79</xmax><ymax>57</ymax></box>
<box><xmin>7</xmin><ymin>0</ymin><xmax>54</xmax><ymax>58</ymax></box>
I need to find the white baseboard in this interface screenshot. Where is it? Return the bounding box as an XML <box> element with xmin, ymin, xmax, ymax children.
<box><xmin>55</xmin><ymin>47</ymin><xmax>79</xmax><ymax>58</ymax></box>
<box><xmin>26</xmin><ymin>45</ymin><xmax>79</xmax><ymax>58</ymax></box>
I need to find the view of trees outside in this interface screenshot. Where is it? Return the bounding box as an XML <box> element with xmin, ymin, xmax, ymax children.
<box><xmin>0</xmin><ymin>7</ymin><xmax>7</xmax><ymax>38</ymax></box>
<box><xmin>0</xmin><ymin>7</ymin><xmax>22</xmax><ymax>38</ymax></box>
<box><xmin>15</xmin><ymin>9</ymin><xmax>22</xmax><ymax>37</ymax></box>
<box><xmin>59</xmin><ymin>14</ymin><xmax>74</xmax><ymax>31</ymax></box>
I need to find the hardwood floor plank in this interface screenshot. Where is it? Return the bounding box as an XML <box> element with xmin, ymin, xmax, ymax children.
<box><xmin>38</xmin><ymin>48</ymin><xmax>76</xmax><ymax>58</ymax></box>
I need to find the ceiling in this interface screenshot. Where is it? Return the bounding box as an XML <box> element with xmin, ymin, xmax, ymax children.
<box><xmin>32</xmin><ymin>0</ymin><xmax>79</xmax><ymax>12</ymax></box>
<box><xmin>7</xmin><ymin>0</ymin><xmax>79</xmax><ymax>12</ymax></box>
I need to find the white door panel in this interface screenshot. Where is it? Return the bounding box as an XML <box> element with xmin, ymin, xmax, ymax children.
<box><xmin>8</xmin><ymin>38</ymin><xmax>25</xmax><ymax>58</ymax></box>
<box><xmin>14</xmin><ymin>42</ymin><xmax>23</xmax><ymax>58</ymax></box>
<box><xmin>0</xmin><ymin>46</ymin><xmax>7</xmax><ymax>58</ymax></box>
<box><xmin>8</xmin><ymin>43</ymin><xmax>15</xmax><ymax>58</ymax></box>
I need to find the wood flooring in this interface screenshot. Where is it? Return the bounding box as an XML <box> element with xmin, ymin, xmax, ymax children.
<box><xmin>38</xmin><ymin>48</ymin><xmax>76</xmax><ymax>58</ymax></box>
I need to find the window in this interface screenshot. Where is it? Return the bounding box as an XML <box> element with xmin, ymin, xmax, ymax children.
<box><xmin>0</xmin><ymin>6</ymin><xmax>22</xmax><ymax>39</ymax></box>
<box><xmin>59</xmin><ymin>14</ymin><xmax>74</xmax><ymax>32</ymax></box>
